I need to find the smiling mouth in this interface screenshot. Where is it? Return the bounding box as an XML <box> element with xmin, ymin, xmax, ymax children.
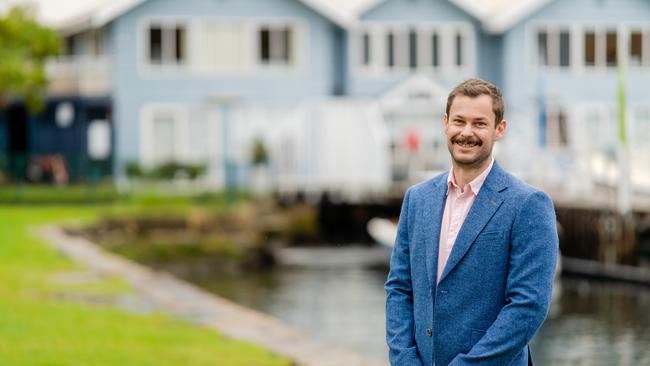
<box><xmin>451</xmin><ymin>136</ymin><xmax>481</xmax><ymax>148</ymax></box>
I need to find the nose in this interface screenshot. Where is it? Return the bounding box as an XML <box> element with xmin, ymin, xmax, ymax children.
<box><xmin>459</xmin><ymin>123</ymin><xmax>475</xmax><ymax>136</ymax></box>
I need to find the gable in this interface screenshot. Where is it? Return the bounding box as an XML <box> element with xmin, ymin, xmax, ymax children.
<box><xmin>359</xmin><ymin>0</ymin><xmax>474</xmax><ymax>22</ymax></box>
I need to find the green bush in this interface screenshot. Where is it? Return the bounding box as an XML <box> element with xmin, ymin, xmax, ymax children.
<box><xmin>124</xmin><ymin>161</ymin><xmax>207</xmax><ymax>181</ymax></box>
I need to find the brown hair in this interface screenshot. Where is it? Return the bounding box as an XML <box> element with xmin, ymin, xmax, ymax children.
<box><xmin>445</xmin><ymin>78</ymin><xmax>504</xmax><ymax>126</ymax></box>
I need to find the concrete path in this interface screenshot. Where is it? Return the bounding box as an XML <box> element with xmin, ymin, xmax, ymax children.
<box><xmin>37</xmin><ymin>225</ymin><xmax>387</xmax><ymax>366</ymax></box>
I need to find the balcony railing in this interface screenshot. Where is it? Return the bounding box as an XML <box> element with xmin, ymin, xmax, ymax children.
<box><xmin>46</xmin><ymin>55</ymin><xmax>112</xmax><ymax>97</ymax></box>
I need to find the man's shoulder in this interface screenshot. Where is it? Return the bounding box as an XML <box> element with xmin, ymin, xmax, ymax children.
<box><xmin>405</xmin><ymin>171</ymin><xmax>448</xmax><ymax>198</ymax></box>
<box><xmin>500</xmin><ymin>169</ymin><xmax>553</xmax><ymax>206</ymax></box>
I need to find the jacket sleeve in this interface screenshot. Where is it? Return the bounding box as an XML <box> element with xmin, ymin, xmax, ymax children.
<box><xmin>385</xmin><ymin>188</ymin><xmax>425</xmax><ymax>366</ymax></box>
<box><xmin>449</xmin><ymin>190</ymin><xmax>558</xmax><ymax>366</ymax></box>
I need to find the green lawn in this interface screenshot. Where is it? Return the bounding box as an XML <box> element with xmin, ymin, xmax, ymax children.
<box><xmin>0</xmin><ymin>205</ymin><xmax>292</xmax><ymax>366</ymax></box>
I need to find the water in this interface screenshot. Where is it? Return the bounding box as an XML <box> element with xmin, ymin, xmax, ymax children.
<box><xmin>190</xmin><ymin>246</ymin><xmax>650</xmax><ymax>366</ymax></box>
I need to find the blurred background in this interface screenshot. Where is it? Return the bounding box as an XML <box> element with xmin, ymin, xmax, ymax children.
<box><xmin>1</xmin><ymin>0</ymin><xmax>649</xmax><ymax>365</ymax></box>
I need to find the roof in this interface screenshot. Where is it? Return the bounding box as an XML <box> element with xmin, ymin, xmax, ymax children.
<box><xmin>449</xmin><ymin>0</ymin><xmax>555</xmax><ymax>33</ymax></box>
<box><xmin>353</xmin><ymin>0</ymin><xmax>555</xmax><ymax>33</ymax></box>
<box><xmin>1</xmin><ymin>0</ymin><xmax>556</xmax><ymax>34</ymax></box>
<box><xmin>4</xmin><ymin>0</ymin><xmax>358</xmax><ymax>32</ymax></box>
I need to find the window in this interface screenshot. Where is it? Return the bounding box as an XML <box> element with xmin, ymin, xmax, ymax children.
<box><xmin>64</xmin><ymin>35</ymin><xmax>77</xmax><ymax>56</ymax></box>
<box><xmin>581</xmin><ymin>28</ymin><xmax>647</xmax><ymax>68</ymax></box>
<box><xmin>537</xmin><ymin>31</ymin><xmax>549</xmax><ymax>66</ymax></box>
<box><xmin>633</xmin><ymin>107</ymin><xmax>650</xmax><ymax>148</ymax></box>
<box><xmin>386</xmin><ymin>32</ymin><xmax>395</xmax><ymax>68</ymax></box>
<box><xmin>455</xmin><ymin>32</ymin><xmax>464</xmax><ymax>67</ymax></box>
<box><xmin>409</xmin><ymin>30</ymin><xmax>418</xmax><ymax>69</ymax></box>
<box><xmin>536</xmin><ymin>28</ymin><xmax>571</xmax><ymax>68</ymax></box>
<box><xmin>356</xmin><ymin>23</ymin><xmax>472</xmax><ymax>73</ymax></box>
<box><xmin>431</xmin><ymin>32</ymin><xmax>439</xmax><ymax>67</ymax></box>
<box><xmin>584</xmin><ymin>31</ymin><xmax>596</xmax><ymax>66</ymax></box>
<box><xmin>88</xmin><ymin>29</ymin><xmax>105</xmax><ymax>56</ymax></box>
<box><xmin>630</xmin><ymin>31</ymin><xmax>643</xmax><ymax>66</ymax></box>
<box><xmin>148</xmin><ymin>23</ymin><xmax>187</xmax><ymax>66</ymax></box>
<box><xmin>88</xmin><ymin>120</ymin><xmax>111</xmax><ymax>160</ymax></box>
<box><xmin>606</xmin><ymin>31</ymin><xmax>617</xmax><ymax>67</ymax></box>
<box><xmin>559</xmin><ymin>31</ymin><xmax>570</xmax><ymax>67</ymax></box>
<box><xmin>258</xmin><ymin>25</ymin><xmax>293</xmax><ymax>66</ymax></box>
<box><xmin>546</xmin><ymin>108</ymin><xmax>568</xmax><ymax>147</ymax></box>
<box><xmin>198</xmin><ymin>22</ymin><xmax>246</xmax><ymax>72</ymax></box>
<box><xmin>362</xmin><ymin>32</ymin><xmax>371</xmax><ymax>66</ymax></box>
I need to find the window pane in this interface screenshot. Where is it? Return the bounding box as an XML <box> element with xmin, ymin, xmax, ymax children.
<box><xmin>559</xmin><ymin>31</ymin><xmax>570</xmax><ymax>67</ymax></box>
<box><xmin>634</xmin><ymin>108</ymin><xmax>650</xmax><ymax>147</ymax></box>
<box><xmin>65</xmin><ymin>35</ymin><xmax>76</xmax><ymax>56</ymax></box>
<box><xmin>259</xmin><ymin>28</ymin><xmax>270</xmax><ymax>63</ymax></box>
<box><xmin>409</xmin><ymin>30</ymin><xmax>418</xmax><ymax>69</ymax></box>
<box><xmin>282</xmin><ymin>27</ymin><xmax>291</xmax><ymax>63</ymax></box>
<box><xmin>630</xmin><ymin>31</ymin><xmax>643</xmax><ymax>66</ymax></box>
<box><xmin>432</xmin><ymin>33</ymin><xmax>439</xmax><ymax>67</ymax></box>
<box><xmin>455</xmin><ymin>32</ymin><xmax>463</xmax><ymax>66</ymax></box>
<box><xmin>387</xmin><ymin>32</ymin><xmax>395</xmax><ymax>67</ymax></box>
<box><xmin>175</xmin><ymin>26</ymin><xmax>186</xmax><ymax>63</ymax></box>
<box><xmin>606</xmin><ymin>31</ymin><xmax>617</xmax><ymax>67</ymax></box>
<box><xmin>362</xmin><ymin>32</ymin><xmax>370</xmax><ymax>65</ymax></box>
<box><xmin>153</xmin><ymin>112</ymin><xmax>175</xmax><ymax>164</ymax></box>
<box><xmin>584</xmin><ymin>31</ymin><xmax>595</xmax><ymax>66</ymax></box>
<box><xmin>149</xmin><ymin>26</ymin><xmax>162</xmax><ymax>63</ymax></box>
<box><xmin>547</xmin><ymin>109</ymin><xmax>568</xmax><ymax>147</ymax></box>
<box><xmin>537</xmin><ymin>31</ymin><xmax>548</xmax><ymax>66</ymax></box>
<box><xmin>558</xmin><ymin>110</ymin><xmax>568</xmax><ymax>146</ymax></box>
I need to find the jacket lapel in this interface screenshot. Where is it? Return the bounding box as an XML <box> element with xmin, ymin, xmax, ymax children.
<box><xmin>421</xmin><ymin>173</ymin><xmax>448</xmax><ymax>289</ymax></box>
<box><xmin>438</xmin><ymin>162</ymin><xmax>509</xmax><ymax>283</ymax></box>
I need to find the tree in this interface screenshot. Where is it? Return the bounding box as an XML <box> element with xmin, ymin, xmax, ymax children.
<box><xmin>0</xmin><ymin>5</ymin><xmax>60</xmax><ymax>111</ymax></box>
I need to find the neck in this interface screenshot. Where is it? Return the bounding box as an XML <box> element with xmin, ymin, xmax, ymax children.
<box><xmin>451</xmin><ymin>157</ymin><xmax>492</xmax><ymax>188</ymax></box>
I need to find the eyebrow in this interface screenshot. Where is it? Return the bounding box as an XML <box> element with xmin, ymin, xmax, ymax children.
<box><xmin>452</xmin><ymin>115</ymin><xmax>488</xmax><ymax>122</ymax></box>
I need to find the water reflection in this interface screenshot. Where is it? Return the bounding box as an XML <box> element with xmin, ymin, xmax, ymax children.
<box><xmin>193</xmin><ymin>246</ymin><xmax>391</xmax><ymax>363</ymax></box>
<box><xmin>189</xmin><ymin>247</ymin><xmax>650</xmax><ymax>365</ymax></box>
<box><xmin>532</xmin><ymin>277</ymin><xmax>650</xmax><ymax>365</ymax></box>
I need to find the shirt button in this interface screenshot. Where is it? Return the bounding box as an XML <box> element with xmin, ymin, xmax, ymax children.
<box><xmin>426</xmin><ymin>328</ymin><xmax>433</xmax><ymax>337</ymax></box>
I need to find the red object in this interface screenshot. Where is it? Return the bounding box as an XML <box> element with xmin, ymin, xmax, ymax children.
<box><xmin>405</xmin><ymin>128</ymin><xmax>420</xmax><ymax>152</ymax></box>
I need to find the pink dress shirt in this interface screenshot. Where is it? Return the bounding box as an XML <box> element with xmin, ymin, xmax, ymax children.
<box><xmin>437</xmin><ymin>158</ymin><xmax>494</xmax><ymax>285</ymax></box>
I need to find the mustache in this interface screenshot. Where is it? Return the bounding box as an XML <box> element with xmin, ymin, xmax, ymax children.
<box><xmin>450</xmin><ymin>135</ymin><xmax>482</xmax><ymax>146</ymax></box>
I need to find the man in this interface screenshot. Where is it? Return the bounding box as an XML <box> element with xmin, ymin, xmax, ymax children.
<box><xmin>385</xmin><ymin>78</ymin><xmax>558</xmax><ymax>366</ymax></box>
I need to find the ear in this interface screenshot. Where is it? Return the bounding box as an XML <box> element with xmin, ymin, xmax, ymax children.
<box><xmin>494</xmin><ymin>119</ymin><xmax>507</xmax><ymax>140</ymax></box>
<box><xmin>443</xmin><ymin>113</ymin><xmax>449</xmax><ymax>132</ymax></box>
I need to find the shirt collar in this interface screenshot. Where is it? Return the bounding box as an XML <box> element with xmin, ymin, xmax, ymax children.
<box><xmin>447</xmin><ymin>157</ymin><xmax>494</xmax><ymax>196</ymax></box>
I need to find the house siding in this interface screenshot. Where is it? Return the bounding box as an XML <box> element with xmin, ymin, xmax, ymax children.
<box><xmin>348</xmin><ymin>0</ymin><xmax>483</xmax><ymax>97</ymax></box>
<box><xmin>110</xmin><ymin>0</ymin><xmax>342</xmax><ymax>171</ymax></box>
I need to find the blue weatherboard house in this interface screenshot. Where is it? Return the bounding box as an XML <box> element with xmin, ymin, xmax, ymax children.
<box><xmin>2</xmin><ymin>0</ymin><xmax>649</xmax><ymax>192</ymax></box>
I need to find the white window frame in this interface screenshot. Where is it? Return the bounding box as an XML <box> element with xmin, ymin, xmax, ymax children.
<box><xmin>351</xmin><ymin>21</ymin><xmax>475</xmax><ymax>77</ymax></box>
<box><xmin>630</xmin><ymin>104</ymin><xmax>650</xmax><ymax>152</ymax></box>
<box><xmin>543</xmin><ymin>103</ymin><xmax>571</xmax><ymax>150</ymax></box>
<box><xmin>532</xmin><ymin>24</ymin><xmax>573</xmax><ymax>70</ymax></box>
<box><xmin>139</xmin><ymin>103</ymin><xmax>190</xmax><ymax>167</ymax></box>
<box><xmin>530</xmin><ymin>22</ymin><xmax>650</xmax><ymax>75</ymax></box>
<box><xmin>251</xmin><ymin>18</ymin><xmax>307</xmax><ymax>73</ymax></box>
<box><xmin>138</xmin><ymin>16</ymin><xmax>307</xmax><ymax>77</ymax></box>
<box><xmin>142</xmin><ymin>18</ymin><xmax>189</xmax><ymax>69</ymax></box>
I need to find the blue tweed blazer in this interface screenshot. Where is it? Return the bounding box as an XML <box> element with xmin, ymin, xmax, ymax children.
<box><xmin>385</xmin><ymin>161</ymin><xmax>558</xmax><ymax>366</ymax></box>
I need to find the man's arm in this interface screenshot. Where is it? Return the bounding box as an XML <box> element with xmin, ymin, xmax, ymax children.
<box><xmin>449</xmin><ymin>190</ymin><xmax>558</xmax><ymax>366</ymax></box>
<box><xmin>385</xmin><ymin>188</ymin><xmax>424</xmax><ymax>366</ymax></box>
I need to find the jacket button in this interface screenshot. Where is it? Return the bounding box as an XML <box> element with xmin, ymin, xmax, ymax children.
<box><xmin>426</xmin><ymin>328</ymin><xmax>432</xmax><ymax>337</ymax></box>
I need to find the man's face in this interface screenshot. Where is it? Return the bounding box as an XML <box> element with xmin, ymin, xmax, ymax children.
<box><xmin>444</xmin><ymin>94</ymin><xmax>506</xmax><ymax>169</ymax></box>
